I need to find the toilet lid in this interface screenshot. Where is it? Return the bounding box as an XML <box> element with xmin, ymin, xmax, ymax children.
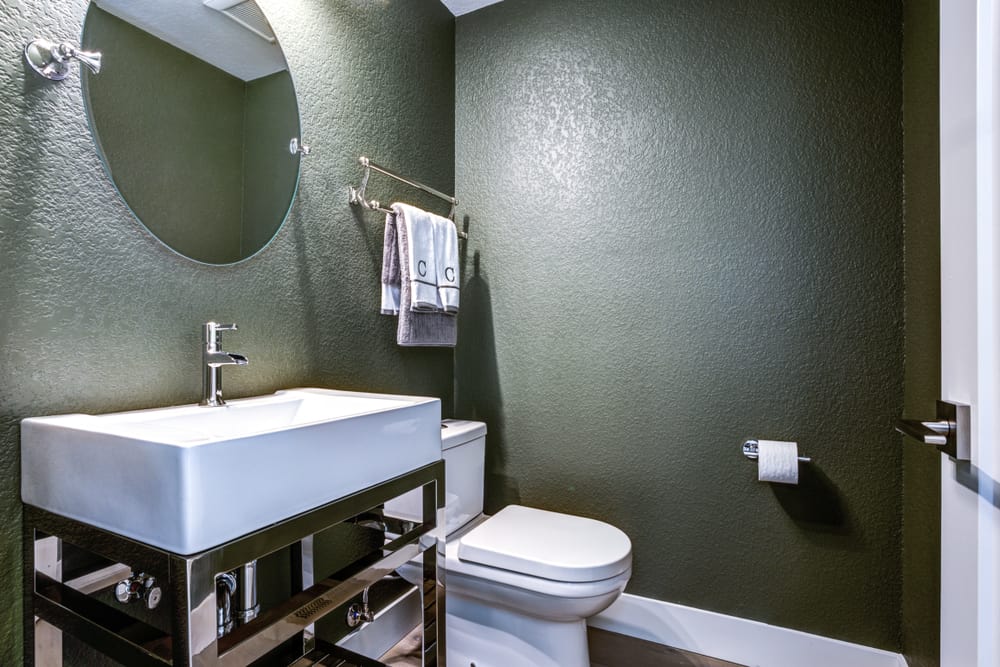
<box><xmin>456</xmin><ymin>505</ymin><xmax>632</xmax><ymax>583</ymax></box>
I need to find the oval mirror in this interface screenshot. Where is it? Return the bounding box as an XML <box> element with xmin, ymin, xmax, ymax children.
<box><xmin>81</xmin><ymin>0</ymin><xmax>301</xmax><ymax>265</ymax></box>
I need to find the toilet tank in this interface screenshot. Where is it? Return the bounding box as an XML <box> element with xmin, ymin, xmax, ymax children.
<box><xmin>384</xmin><ymin>420</ymin><xmax>486</xmax><ymax>536</ymax></box>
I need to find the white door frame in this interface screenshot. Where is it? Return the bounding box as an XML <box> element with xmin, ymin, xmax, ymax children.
<box><xmin>939</xmin><ymin>1</ymin><xmax>1000</xmax><ymax>665</ymax></box>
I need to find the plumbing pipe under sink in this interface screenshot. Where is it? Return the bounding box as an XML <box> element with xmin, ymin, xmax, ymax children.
<box><xmin>216</xmin><ymin>560</ymin><xmax>260</xmax><ymax>637</ymax></box>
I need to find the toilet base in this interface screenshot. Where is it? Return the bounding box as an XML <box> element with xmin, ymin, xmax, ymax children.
<box><xmin>446</xmin><ymin>593</ymin><xmax>590</xmax><ymax>667</ymax></box>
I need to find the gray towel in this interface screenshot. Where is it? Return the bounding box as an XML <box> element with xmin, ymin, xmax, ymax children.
<box><xmin>380</xmin><ymin>213</ymin><xmax>401</xmax><ymax>315</ymax></box>
<box><xmin>386</xmin><ymin>210</ymin><xmax>457</xmax><ymax>347</ymax></box>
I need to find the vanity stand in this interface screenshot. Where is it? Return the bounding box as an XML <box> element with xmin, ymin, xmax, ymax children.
<box><xmin>24</xmin><ymin>462</ymin><xmax>445</xmax><ymax>666</ymax></box>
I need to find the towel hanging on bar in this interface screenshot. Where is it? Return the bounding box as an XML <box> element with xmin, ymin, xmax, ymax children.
<box><xmin>348</xmin><ymin>156</ymin><xmax>467</xmax><ymax>239</ymax></box>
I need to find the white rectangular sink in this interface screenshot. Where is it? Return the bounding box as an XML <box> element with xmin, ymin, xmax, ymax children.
<box><xmin>21</xmin><ymin>388</ymin><xmax>441</xmax><ymax>554</ymax></box>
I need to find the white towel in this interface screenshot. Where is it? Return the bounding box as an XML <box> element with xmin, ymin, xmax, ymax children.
<box><xmin>435</xmin><ymin>216</ymin><xmax>460</xmax><ymax>313</ymax></box>
<box><xmin>392</xmin><ymin>203</ymin><xmax>439</xmax><ymax>312</ymax></box>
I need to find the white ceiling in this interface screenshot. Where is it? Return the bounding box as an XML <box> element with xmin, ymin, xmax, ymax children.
<box><xmin>94</xmin><ymin>0</ymin><xmax>287</xmax><ymax>81</ymax></box>
<box><xmin>440</xmin><ymin>0</ymin><xmax>503</xmax><ymax>17</ymax></box>
<box><xmin>93</xmin><ymin>0</ymin><xmax>501</xmax><ymax>82</ymax></box>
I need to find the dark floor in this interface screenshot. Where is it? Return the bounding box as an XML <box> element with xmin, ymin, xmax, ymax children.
<box><xmin>379</xmin><ymin>626</ymin><xmax>745</xmax><ymax>666</ymax></box>
<box><xmin>588</xmin><ymin>627</ymin><xmax>746</xmax><ymax>667</ymax></box>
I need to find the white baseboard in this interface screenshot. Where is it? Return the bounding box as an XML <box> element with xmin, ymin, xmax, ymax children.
<box><xmin>589</xmin><ymin>593</ymin><xmax>908</xmax><ymax>667</ymax></box>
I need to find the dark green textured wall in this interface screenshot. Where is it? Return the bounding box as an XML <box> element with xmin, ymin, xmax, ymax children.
<box><xmin>901</xmin><ymin>0</ymin><xmax>941</xmax><ymax>664</ymax></box>
<box><xmin>456</xmin><ymin>0</ymin><xmax>904</xmax><ymax>650</ymax></box>
<box><xmin>0</xmin><ymin>0</ymin><xmax>454</xmax><ymax>662</ymax></box>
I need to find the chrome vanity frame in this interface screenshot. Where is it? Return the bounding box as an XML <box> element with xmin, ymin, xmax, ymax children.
<box><xmin>24</xmin><ymin>461</ymin><xmax>445</xmax><ymax>666</ymax></box>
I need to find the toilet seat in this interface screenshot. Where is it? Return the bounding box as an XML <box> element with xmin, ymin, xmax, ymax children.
<box><xmin>457</xmin><ymin>505</ymin><xmax>632</xmax><ymax>583</ymax></box>
<box><xmin>442</xmin><ymin>506</ymin><xmax>633</xmax><ymax>602</ymax></box>
<box><xmin>445</xmin><ymin>539</ymin><xmax>632</xmax><ymax>601</ymax></box>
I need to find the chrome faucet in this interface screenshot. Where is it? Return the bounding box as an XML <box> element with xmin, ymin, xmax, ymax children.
<box><xmin>200</xmin><ymin>322</ymin><xmax>248</xmax><ymax>407</ymax></box>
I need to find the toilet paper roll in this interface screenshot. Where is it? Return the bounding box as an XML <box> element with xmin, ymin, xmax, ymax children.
<box><xmin>757</xmin><ymin>439</ymin><xmax>799</xmax><ymax>485</ymax></box>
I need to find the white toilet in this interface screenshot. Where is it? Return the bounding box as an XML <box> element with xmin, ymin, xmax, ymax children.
<box><xmin>386</xmin><ymin>420</ymin><xmax>632</xmax><ymax>667</ymax></box>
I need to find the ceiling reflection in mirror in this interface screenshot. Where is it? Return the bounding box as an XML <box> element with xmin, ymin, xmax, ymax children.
<box><xmin>82</xmin><ymin>0</ymin><xmax>301</xmax><ymax>265</ymax></box>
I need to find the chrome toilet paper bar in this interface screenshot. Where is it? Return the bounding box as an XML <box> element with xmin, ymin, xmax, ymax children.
<box><xmin>742</xmin><ymin>439</ymin><xmax>811</xmax><ymax>463</ymax></box>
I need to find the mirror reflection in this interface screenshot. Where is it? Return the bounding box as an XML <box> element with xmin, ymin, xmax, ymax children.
<box><xmin>82</xmin><ymin>0</ymin><xmax>301</xmax><ymax>265</ymax></box>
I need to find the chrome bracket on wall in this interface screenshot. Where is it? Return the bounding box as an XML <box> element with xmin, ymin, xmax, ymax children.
<box><xmin>24</xmin><ymin>38</ymin><xmax>101</xmax><ymax>80</ymax></box>
<box><xmin>289</xmin><ymin>138</ymin><xmax>311</xmax><ymax>156</ymax></box>
<box><xmin>895</xmin><ymin>400</ymin><xmax>971</xmax><ymax>460</ymax></box>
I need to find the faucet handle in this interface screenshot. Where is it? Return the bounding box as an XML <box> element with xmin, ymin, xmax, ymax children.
<box><xmin>204</xmin><ymin>321</ymin><xmax>238</xmax><ymax>341</ymax></box>
<box><xmin>115</xmin><ymin>573</ymin><xmax>162</xmax><ymax>610</ymax></box>
<box><xmin>203</xmin><ymin>322</ymin><xmax>239</xmax><ymax>354</ymax></box>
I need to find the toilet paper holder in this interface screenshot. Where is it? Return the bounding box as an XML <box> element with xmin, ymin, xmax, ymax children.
<box><xmin>742</xmin><ymin>439</ymin><xmax>811</xmax><ymax>463</ymax></box>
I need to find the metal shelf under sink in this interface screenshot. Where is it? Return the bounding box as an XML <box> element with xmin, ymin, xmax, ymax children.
<box><xmin>24</xmin><ymin>461</ymin><xmax>445</xmax><ymax>666</ymax></box>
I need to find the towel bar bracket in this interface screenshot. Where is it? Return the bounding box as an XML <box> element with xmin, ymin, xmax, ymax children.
<box><xmin>349</xmin><ymin>156</ymin><xmax>466</xmax><ymax>238</ymax></box>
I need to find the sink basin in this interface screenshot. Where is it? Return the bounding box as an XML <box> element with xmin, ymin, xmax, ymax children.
<box><xmin>21</xmin><ymin>388</ymin><xmax>441</xmax><ymax>554</ymax></box>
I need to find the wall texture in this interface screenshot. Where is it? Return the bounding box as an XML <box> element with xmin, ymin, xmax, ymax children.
<box><xmin>455</xmin><ymin>0</ymin><xmax>905</xmax><ymax>650</ymax></box>
<box><xmin>901</xmin><ymin>0</ymin><xmax>942</xmax><ymax>664</ymax></box>
<box><xmin>0</xmin><ymin>0</ymin><xmax>454</xmax><ymax>662</ymax></box>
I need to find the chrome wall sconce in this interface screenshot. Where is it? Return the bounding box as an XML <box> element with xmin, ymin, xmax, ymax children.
<box><xmin>24</xmin><ymin>38</ymin><xmax>102</xmax><ymax>81</ymax></box>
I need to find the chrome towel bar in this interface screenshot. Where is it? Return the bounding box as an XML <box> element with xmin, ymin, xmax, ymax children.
<box><xmin>349</xmin><ymin>156</ymin><xmax>467</xmax><ymax>238</ymax></box>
